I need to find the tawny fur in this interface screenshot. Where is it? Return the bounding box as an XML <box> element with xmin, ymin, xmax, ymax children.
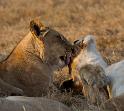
<box><xmin>0</xmin><ymin>18</ymin><xmax>73</xmax><ymax>96</ymax></box>
<box><xmin>80</xmin><ymin>64</ymin><xmax>109</xmax><ymax>105</ymax></box>
<box><xmin>0</xmin><ymin>96</ymin><xmax>71</xmax><ymax>111</ymax></box>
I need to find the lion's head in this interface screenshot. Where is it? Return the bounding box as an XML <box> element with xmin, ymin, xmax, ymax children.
<box><xmin>30</xmin><ymin>18</ymin><xmax>74</xmax><ymax>70</ymax></box>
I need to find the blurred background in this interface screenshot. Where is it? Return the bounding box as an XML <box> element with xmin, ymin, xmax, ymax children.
<box><xmin>0</xmin><ymin>0</ymin><xmax>124</xmax><ymax>63</ymax></box>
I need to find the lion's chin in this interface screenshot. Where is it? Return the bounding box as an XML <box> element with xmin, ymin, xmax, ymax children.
<box><xmin>58</xmin><ymin>60</ymin><xmax>66</xmax><ymax>68</ymax></box>
<box><xmin>53</xmin><ymin>57</ymin><xmax>71</xmax><ymax>71</ymax></box>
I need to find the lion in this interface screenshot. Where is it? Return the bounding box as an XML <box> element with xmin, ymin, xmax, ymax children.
<box><xmin>60</xmin><ymin>65</ymin><xmax>110</xmax><ymax>105</ymax></box>
<box><xmin>68</xmin><ymin>36</ymin><xmax>124</xmax><ymax>102</ymax></box>
<box><xmin>80</xmin><ymin>64</ymin><xmax>110</xmax><ymax>105</ymax></box>
<box><xmin>0</xmin><ymin>78</ymin><xmax>24</xmax><ymax>96</ymax></box>
<box><xmin>69</xmin><ymin>37</ymin><xmax>110</xmax><ymax>105</ymax></box>
<box><xmin>105</xmin><ymin>60</ymin><xmax>124</xmax><ymax>98</ymax></box>
<box><xmin>0</xmin><ymin>96</ymin><xmax>71</xmax><ymax>111</ymax></box>
<box><xmin>0</xmin><ymin>18</ymin><xmax>74</xmax><ymax>96</ymax></box>
<box><xmin>101</xmin><ymin>93</ymin><xmax>124</xmax><ymax>111</ymax></box>
<box><xmin>72</xmin><ymin>35</ymin><xmax>108</xmax><ymax>71</ymax></box>
<box><xmin>60</xmin><ymin>37</ymin><xmax>110</xmax><ymax>105</ymax></box>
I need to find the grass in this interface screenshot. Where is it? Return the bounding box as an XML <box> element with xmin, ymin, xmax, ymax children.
<box><xmin>0</xmin><ymin>0</ymin><xmax>124</xmax><ymax>110</ymax></box>
<box><xmin>0</xmin><ymin>0</ymin><xmax>124</xmax><ymax>63</ymax></box>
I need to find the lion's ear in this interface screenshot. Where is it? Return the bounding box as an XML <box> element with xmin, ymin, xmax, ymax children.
<box><xmin>74</xmin><ymin>38</ymin><xmax>84</xmax><ymax>48</ymax></box>
<box><xmin>30</xmin><ymin>18</ymin><xmax>46</xmax><ymax>37</ymax></box>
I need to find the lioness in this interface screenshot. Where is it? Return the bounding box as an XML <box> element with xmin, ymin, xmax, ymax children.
<box><xmin>101</xmin><ymin>93</ymin><xmax>124</xmax><ymax>111</ymax></box>
<box><xmin>71</xmin><ymin>36</ymin><xmax>124</xmax><ymax>101</ymax></box>
<box><xmin>60</xmin><ymin>36</ymin><xmax>110</xmax><ymax>105</ymax></box>
<box><xmin>73</xmin><ymin>35</ymin><xmax>108</xmax><ymax>70</ymax></box>
<box><xmin>105</xmin><ymin>60</ymin><xmax>124</xmax><ymax>97</ymax></box>
<box><xmin>0</xmin><ymin>18</ymin><xmax>73</xmax><ymax>96</ymax></box>
<box><xmin>0</xmin><ymin>96</ymin><xmax>71</xmax><ymax>111</ymax></box>
<box><xmin>70</xmin><ymin>37</ymin><xmax>110</xmax><ymax>104</ymax></box>
<box><xmin>80</xmin><ymin>64</ymin><xmax>109</xmax><ymax>105</ymax></box>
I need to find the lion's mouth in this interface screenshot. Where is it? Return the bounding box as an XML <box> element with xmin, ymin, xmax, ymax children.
<box><xmin>59</xmin><ymin>52</ymin><xmax>73</xmax><ymax>75</ymax></box>
<box><xmin>59</xmin><ymin>53</ymin><xmax>72</xmax><ymax>67</ymax></box>
<box><xmin>65</xmin><ymin>53</ymin><xmax>72</xmax><ymax>65</ymax></box>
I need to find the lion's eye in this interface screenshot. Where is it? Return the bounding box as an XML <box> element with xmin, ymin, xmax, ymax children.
<box><xmin>56</xmin><ymin>35</ymin><xmax>60</xmax><ymax>38</ymax></box>
<box><xmin>56</xmin><ymin>33</ymin><xmax>66</xmax><ymax>41</ymax></box>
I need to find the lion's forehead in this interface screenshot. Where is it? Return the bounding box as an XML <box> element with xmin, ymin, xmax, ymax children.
<box><xmin>44</xmin><ymin>29</ymin><xmax>73</xmax><ymax>51</ymax></box>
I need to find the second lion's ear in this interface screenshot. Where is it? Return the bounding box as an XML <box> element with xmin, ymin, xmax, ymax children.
<box><xmin>30</xmin><ymin>18</ymin><xmax>47</xmax><ymax>37</ymax></box>
<box><xmin>74</xmin><ymin>38</ymin><xmax>84</xmax><ymax>48</ymax></box>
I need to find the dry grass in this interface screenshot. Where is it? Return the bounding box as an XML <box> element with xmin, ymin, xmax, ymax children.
<box><xmin>0</xmin><ymin>0</ymin><xmax>124</xmax><ymax>111</ymax></box>
<box><xmin>46</xmin><ymin>84</ymin><xmax>100</xmax><ymax>111</ymax></box>
<box><xmin>0</xmin><ymin>0</ymin><xmax>124</xmax><ymax>63</ymax></box>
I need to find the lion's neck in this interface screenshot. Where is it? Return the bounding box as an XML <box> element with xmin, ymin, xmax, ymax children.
<box><xmin>7</xmin><ymin>32</ymin><xmax>33</xmax><ymax>62</ymax></box>
<box><xmin>3</xmin><ymin>32</ymin><xmax>44</xmax><ymax>69</ymax></box>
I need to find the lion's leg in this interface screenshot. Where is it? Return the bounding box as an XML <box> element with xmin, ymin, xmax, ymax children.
<box><xmin>0</xmin><ymin>78</ymin><xmax>24</xmax><ymax>96</ymax></box>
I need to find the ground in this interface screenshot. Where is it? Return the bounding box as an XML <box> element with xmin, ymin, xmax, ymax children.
<box><xmin>0</xmin><ymin>0</ymin><xmax>124</xmax><ymax>110</ymax></box>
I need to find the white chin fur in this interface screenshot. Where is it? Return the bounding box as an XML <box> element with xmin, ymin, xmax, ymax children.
<box><xmin>58</xmin><ymin>60</ymin><xmax>66</xmax><ymax>68</ymax></box>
